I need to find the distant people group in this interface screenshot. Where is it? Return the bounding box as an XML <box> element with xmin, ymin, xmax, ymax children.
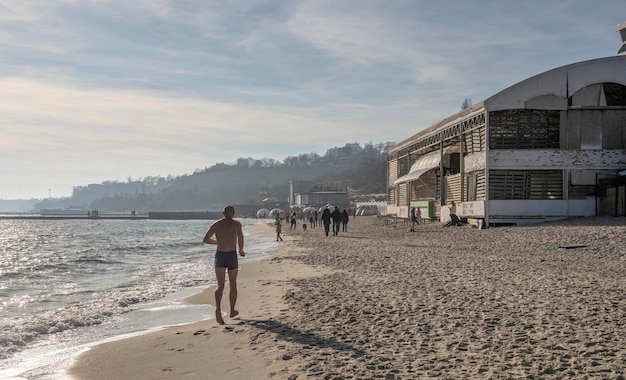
<box><xmin>273</xmin><ymin>206</ymin><xmax>352</xmax><ymax>238</ymax></box>
<box><xmin>318</xmin><ymin>206</ymin><xmax>350</xmax><ymax>236</ymax></box>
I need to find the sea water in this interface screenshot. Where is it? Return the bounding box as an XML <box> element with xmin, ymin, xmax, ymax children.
<box><xmin>0</xmin><ymin>218</ymin><xmax>275</xmax><ymax>379</ymax></box>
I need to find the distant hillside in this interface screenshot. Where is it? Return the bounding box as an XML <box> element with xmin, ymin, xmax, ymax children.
<box><xmin>155</xmin><ymin>165</ymin><xmax>338</xmax><ymax>209</ymax></box>
<box><xmin>32</xmin><ymin>142</ymin><xmax>392</xmax><ymax>212</ymax></box>
<box><xmin>0</xmin><ymin>199</ymin><xmax>40</xmax><ymax>213</ymax></box>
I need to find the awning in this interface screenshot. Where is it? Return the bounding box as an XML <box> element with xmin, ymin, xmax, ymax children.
<box><xmin>393</xmin><ymin>150</ymin><xmax>443</xmax><ymax>185</ymax></box>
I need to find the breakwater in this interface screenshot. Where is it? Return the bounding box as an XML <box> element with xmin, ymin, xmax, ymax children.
<box><xmin>0</xmin><ymin>211</ymin><xmax>223</xmax><ymax>220</ymax></box>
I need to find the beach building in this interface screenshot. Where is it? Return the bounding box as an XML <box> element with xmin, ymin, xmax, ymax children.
<box><xmin>387</xmin><ymin>24</ymin><xmax>626</xmax><ymax>226</ymax></box>
<box><xmin>289</xmin><ymin>180</ymin><xmax>349</xmax><ymax>209</ymax></box>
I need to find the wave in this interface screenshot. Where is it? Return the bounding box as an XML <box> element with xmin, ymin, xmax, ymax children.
<box><xmin>0</xmin><ymin>259</ymin><xmax>210</xmax><ymax>360</ymax></box>
<box><xmin>0</xmin><ymin>219</ymin><xmax>271</xmax><ymax>364</ymax></box>
<box><xmin>72</xmin><ymin>257</ymin><xmax>123</xmax><ymax>265</ymax></box>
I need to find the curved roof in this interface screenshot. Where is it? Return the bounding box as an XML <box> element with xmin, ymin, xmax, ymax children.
<box><xmin>485</xmin><ymin>55</ymin><xmax>626</xmax><ymax>111</ymax></box>
<box><xmin>388</xmin><ymin>54</ymin><xmax>626</xmax><ymax>156</ymax></box>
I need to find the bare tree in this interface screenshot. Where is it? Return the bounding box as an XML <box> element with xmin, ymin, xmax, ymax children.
<box><xmin>461</xmin><ymin>97</ymin><xmax>472</xmax><ymax>110</ymax></box>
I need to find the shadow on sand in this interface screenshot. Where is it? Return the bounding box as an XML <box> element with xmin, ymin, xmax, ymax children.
<box><xmin>242</xmin><ymin>318</ymin><xmax>365</xmax><ymax>356</ymax></box>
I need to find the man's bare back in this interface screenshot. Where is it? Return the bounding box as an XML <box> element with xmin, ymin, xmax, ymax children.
<box><xmin>203</xmin><ymin>206</ymin><xmax>245</xmax><ymax>255</ymax></box>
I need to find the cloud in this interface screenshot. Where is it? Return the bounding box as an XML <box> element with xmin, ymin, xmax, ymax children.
<box><xmin>1</xmin><ymin>0</ymin><xmax>624</xmax><ymax>199</ymax></box>
<box><xmin>0</xmin><ymin>77</ymin><xmax>431</xmax><ymax>197</ymax></box>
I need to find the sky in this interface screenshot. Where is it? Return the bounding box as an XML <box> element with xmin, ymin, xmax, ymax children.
<box><xmin>0</xmin><ymin>1</ymin><xmax>624</xmax><ymax>200</ymax></box>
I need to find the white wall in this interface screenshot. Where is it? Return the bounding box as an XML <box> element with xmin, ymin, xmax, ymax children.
<box><xmin>488</xmin><ymin>198</ymin><xmax>595</xmax><ymax>219</ymax></box>
<box><xmin>488</xmin><ymin>150</ymin><xmax>626</xmax><ymax>170</ymax></box>
<box><xmin>489</xmin><ymin>200</ymin><xmax>566</xmax><ymax>217</ymax></box>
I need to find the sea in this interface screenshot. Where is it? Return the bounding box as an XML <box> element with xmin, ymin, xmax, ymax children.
<box><xmin>0</xmin><ymin>217</ymin><xmax>276</xmax><ymax>379</ymax></box>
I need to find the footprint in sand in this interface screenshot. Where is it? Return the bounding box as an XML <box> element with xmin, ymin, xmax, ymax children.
<box><xmin>193</xmin><ymin>330</ymin><xmax>206</xmax><ymax>336</ymax></box>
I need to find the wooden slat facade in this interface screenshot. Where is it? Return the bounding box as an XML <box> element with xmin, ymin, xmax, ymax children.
<box><xmin>398</xmin><ymin>183</ymin><xmax>408</xmax><ymax>206</ymax></box>
<box><xmin>388</xmin><ymin>160</ymin><xmax>398</xmax><ymax>187</ymax></box>
<box><xmin>489</xmin><ymin>170</ymin><xmax>563</xmax><ymax>200</ymax></box>
<box><xmin>445</xmin><ymin>173</ymin><xmax>462</xmax><ymax>204</ymax></box>
<box><xmin>489</xmin><ymin>110</ymin><xmax>560</xmax><ymax>149</ymax></box>
<box><xmin>465</xmin><ymin>170</ymin><xmax>486</xmax><ymax>201</ymax></box>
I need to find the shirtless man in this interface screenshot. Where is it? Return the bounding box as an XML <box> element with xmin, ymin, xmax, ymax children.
<box><xmin>203</xmin><ymin>205</ymin><xmax>245</xmax><ymax>324</ymax></box>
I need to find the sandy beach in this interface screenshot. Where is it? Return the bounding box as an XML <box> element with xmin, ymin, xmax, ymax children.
<box><xmin>67</xmin><ymin>215</ymin><xmax>626</xmax><ymax>379</ymax></box>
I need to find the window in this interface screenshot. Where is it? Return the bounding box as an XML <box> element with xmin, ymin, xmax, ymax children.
<box><xmin>603</xmin><ymin>83</ymin><xmax>626</xmax><ymax>106</ymax></box>
<box><xmin>489</xmin><ymin>110</ymin><xmax>560</xmax><ymax>149</ymax></box>
<box><xmin>490</xmin><ymin>170</ymin><xmax>562</xmax><ymax>200</ymax></box>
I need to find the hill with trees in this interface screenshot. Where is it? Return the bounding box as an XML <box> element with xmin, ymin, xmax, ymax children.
<box><xmin>32</xmin><ymin>142</ymin><xmax>393</xmax><ymax>212</ymax></box>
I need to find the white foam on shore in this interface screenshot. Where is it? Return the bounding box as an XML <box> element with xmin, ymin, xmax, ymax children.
<box><xmin>1</xmin><ymin>286</ymin><xmax>217</xmax><ymax>380</ymax></box>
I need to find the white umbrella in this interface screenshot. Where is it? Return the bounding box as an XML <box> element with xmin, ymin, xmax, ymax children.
<box><xmin>269</xmin><ymin>208</ymin><xmax>283</xmax><ymax>217</ymax></box>
<box><xmin>319</xmin><ymin>205</ymin><xmax>333</xmax><ymax>213</ymax></box>
<box><xmin>256</xmin><ymin>208</ymin><xmax>270</xmax><ymax>218</ymax></box>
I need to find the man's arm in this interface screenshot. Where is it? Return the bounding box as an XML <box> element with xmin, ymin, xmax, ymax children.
<box><xmin>203</xmin><ymin>225</ymin><xmax>217</xmax><ymax>245</ymax></box>
<box><xmin>236</xmin><ymin>221</ymin><xmax>245</xmax><ymax>256</ymax></box>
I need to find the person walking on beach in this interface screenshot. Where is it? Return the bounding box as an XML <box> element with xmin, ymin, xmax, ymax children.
<box><xmin>331</xmin><ymin>206</ymin><xmax>342</xmax><ymax>236</ymax></box>
<box><xmin>203</xmin><ymin>205</ymin><xmax>245</xmax><ymax>325</ymax></box>
<box><xmin>416</xmin><ymin>207</ymin><xmax>421</xmax><ymax>225</ymax></box>
<box><xmin>341</xmin><ymin>209</ymin><xmax>349</xmax><ymax>232</ymax></box>
<box><xmin>410</xmin><ymin>207</ymin><xmax>417</xmax><ymax>232</ymax></box>
<box><xmin>290</xmin><ymin>212</ymin><xmax>297</xmax><ymax>231</ymax></box>
<box><xmin>446</xmin><ymin>201</ymin><xmax>461</xmax><ymax>227</ymax></box>
<box><xmin>276</xmin><ymin>221</ymin><xmax>283</xmax><ymax>241</ymax></box>
<box><xmin>321</xmin><ymin>207</ymin><xmax>331</xmax><ymax>236</ymax></box>
<box><xmin>274</xmin><ymin>212</ymin><xmax>281</xmax><ymax>225</ymax></box>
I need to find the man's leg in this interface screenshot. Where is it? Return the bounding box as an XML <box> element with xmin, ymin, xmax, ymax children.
<box><xmin>214</xmin><ymin>267</ymin><xmax>226</xmax><ymax>324</ymax></box>
<box><xmin>227</xmin><ymin>269</ymin><xmax>239</xmax><ymax>317</ymax></box>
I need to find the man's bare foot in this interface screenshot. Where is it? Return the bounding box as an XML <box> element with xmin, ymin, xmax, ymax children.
<box><xmin>215</xmin><ymin>309</ymin><xmax>225</xmax><ymax>325</ymax></box>
<box><xmin>230</xmin><ymin>310</ymin><xmax>239</xmax><ymax>318</ymax></box>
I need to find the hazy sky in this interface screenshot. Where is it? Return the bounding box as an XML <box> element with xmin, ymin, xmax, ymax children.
<box><xmin>0</xmin><ymin>1</ymin><xmax>624</xmax><ymax>199</ymax></box>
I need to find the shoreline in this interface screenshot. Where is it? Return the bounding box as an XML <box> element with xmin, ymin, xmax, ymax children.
<box><xmin>67</xmin><ymin>216</ymin><xmax>626</xmax><ymax>379</ymax></box>
<box><xmin>66</xmin><ymin>222</ymin><xmax>330</xmax><ymax>379</ymax></box>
